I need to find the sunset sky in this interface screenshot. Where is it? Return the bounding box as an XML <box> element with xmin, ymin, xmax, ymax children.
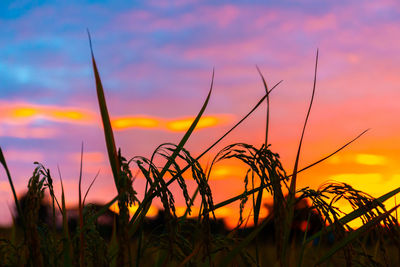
<box><xmin>1</xmin><ymin>0</ymin><xmax>400</xmax><ymax>227</ymax></box>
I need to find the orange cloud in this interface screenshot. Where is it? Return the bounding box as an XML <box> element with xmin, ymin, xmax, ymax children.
<box><xmin>12</xmin><ymin>107</ymin><xmax>37</xmax><ymax>118</ymax></box>
<box><xmin>111</xmin><ymin>114</ymin><xmax>232</xmax><ymax>132</ymax></box>
<box><xmin>112</xmin><ymin>116</ymin><xmax>160</xmax><ymax>130</ymax></box>
<box><xmin>166</xmin><ymin>115</ymin><xmax>231</xmax><ymax>132</ymax></box>
<box><xmin>0</xmin><ymin>102</ymin><xmax>95</xmax><ymax>125</ymax></box>
<box><xmin>0</xmin><ymin>102</ymin><xmax>232</xmax><ymax>134</ymax></box>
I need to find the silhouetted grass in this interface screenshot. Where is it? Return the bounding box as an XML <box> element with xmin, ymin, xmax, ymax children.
<box><xmin>0</xmin><ymin>37</ymin><xmax>399</xmax><ymax>266</ymax></box>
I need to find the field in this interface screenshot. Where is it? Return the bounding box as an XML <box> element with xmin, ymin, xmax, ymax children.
<box><xmin>0</xmin><ymin>41</ymin><xmax>399</xmax><ymax>267</ymax></box>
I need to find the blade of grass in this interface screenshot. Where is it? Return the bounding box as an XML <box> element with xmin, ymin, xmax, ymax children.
<box><xmin>253</xmin><ymin>66</ymin><xmax>270</xmax><ymax>226</ymax></box>
<box><xmin>178</xmin><ymin>243</ymin><xmax>202</xmax><ymax>267</ymax></box>
<box><xmin>187</xmin><ymin>80</ymin><xmax>282</xmax><ymax>170</ymax></box>
<box><xmin>58</xmin><ymin>166</ymin><xmax>73</xmax><ymax>267</ymax></box>
<box><xmin>293</xmin><ymin>129</ymin><xmax>369</xmax><ymax>174</ymax></box>
<box><xmin>88</xmin><ymin>30</ymin><xmax>121</xmax><ymax>188</ymax></box>
<box><xmin>395</xmin><ymin>195</ymin><xmax>398</xmax><ymax>221</ymax></box>
<box><xmin>289</xmin><ymin>50</ymin><xmax>318</xmax><ymax>196</ymax></box>
<box><xmin>78</xmin><ymin>143</ymin><xmax>84</xmax><ymax>267</ymax></box>
<box><xmin>256</xmin><ymin>65</ymin><xmax>270</xmax><ymax>147</ymax></box>
<box><xmin>254</xmin><ymin>66</ymin><xmax>271</xmax><ymax>267</ymax></box>
<box><xmin>109</xmin><ymin>215</ymin><xmax>118</xmax><ymax>267</ymax></box>
<box><xmin>316</xmin><ymin>204</ymin><xmax>400</xmax><ymax>265</ymax></box>
<box><xmin>297</xmin><ymin>213</ymin><xmax>312</xmax><ymax>267</ymax></box>
<box><xmin>0</xmin><ymin>147</ymin><xmax>24</xmax><ymax>229</ymax></box>
<box><xmin>157</xmin><ymin>69</ymin><xmax>214</xmax><ymax>182</ymax></box>
<box><xmin>83</xmin><ymin>169</ymin><xmax>100</xmax><ymax>206</ymax></box>
<box><xmin>283</xmin><ymin>50</ymin><xmax>318</xmax><ymax>261</ymax></box>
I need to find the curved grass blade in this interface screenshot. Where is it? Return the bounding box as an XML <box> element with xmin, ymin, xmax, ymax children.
<box><xmin>157</xmin><ymin>69</ymin><xmax>214</xmax><ymax>181</ymax></box>
<box><xmin>129</xmin><ymin>70</ymin><xmax>215</xmax><ymax>228</ymax></box>
<box><xmin>256</xmin><ymin>65</ymin><xmax>270</xmax><ymax>147</ymax></box>
<box><xmin>177</xmin><ymin>80</ymin><xmax>282</xmax><ymax>221</ymax></box>
<box><xmin>188</xmin><ymin>80</ymin><xmax>282</xmax><ymax>169</ymax></box>
<box><xmin>294</xmin><ymin>129</ymin><xmax>369</xmax><ymax>175</ymax></box>
<box><xmin>83</xmin><ymin>169</ymin><xmax>100</xmax><ymax>206</ymax></box>
<box><xmin>289</xmin><ymin>49</ymin><xmax>318</xmax><ymax>195</ymax></box>
<box><xmin>283</xmin><ymin>50</ymin><xmax>318</xmax><ymax>261</ymax></box>
<box><xmin>88</xmin><ymin>30</ymin><xmax>121</xmax><ymax>188</ymax></box>
<box><xmin>109</xmin><ymin>215</ymin><xmax>118</xmax><ymax>267</ymax></box>
<box><xmin>255</xmin><ymin>67</ymin><xmax>271</xmax><ymax>266</ymax></box>
<box><xmin>253</xmin><ymin>66</ymin><xmax>270</xmax><ymax>227</ymax></box>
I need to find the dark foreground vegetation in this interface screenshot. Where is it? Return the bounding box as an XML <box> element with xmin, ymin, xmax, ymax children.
<box><xmin>1</xmin><ymin>38</ymin><xmax>399</xmax><ymax>266</ymax></box>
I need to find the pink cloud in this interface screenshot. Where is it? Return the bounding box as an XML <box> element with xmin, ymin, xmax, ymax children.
<box><xmin>0</xmin><ymin>125</ymin><xmax>59</xmax><ymax>139</ymax></box>
<box><xmin>1</xmin><ymin>149</ymin><xmax>44</xmax><ymax>163</ymax></box>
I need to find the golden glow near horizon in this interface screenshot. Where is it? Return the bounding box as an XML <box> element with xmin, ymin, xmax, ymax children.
<box><xmin>326</xmin><ymin>171</ymin><xmax>400</xmax><ymax>228</ymax></box>
<box><xmin>175</xmin><ymin>206</ymin><xmax>200</xmax><ymax>217</ymax></box>
<box><xmin>355</xmin><ymin>153</ymin><xmax>388</xmax><ymax>165</ymax></box>
<box><xmin>329</xmin><ymin>172</ymin><xmax>383</xmax><ymax>182</ymax></box>
<box><xmin>110</xmin><ymin>202</ymin><xmax>158</xmax><ymax>217</ymax></box>
<box><xmin>327</xmin><ymin>153</ymin><xmax>389</xmax><ymax>166</ymax></box>
<box><xmin>209</xmin><ymin>165</ymin><xmax>245</xmax><ymax>180</ymax></box>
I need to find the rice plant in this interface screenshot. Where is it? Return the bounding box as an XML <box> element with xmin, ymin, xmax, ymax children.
<box><xmin>0</xmin><ymin>36</ymin><xmax>399</xmax><ymax>266</ymax></box>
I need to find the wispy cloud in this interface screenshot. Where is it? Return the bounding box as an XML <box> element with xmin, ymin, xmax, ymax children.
<box><xmin>166</xmin><ymin>115</ymin><xmax>231</xmax><ymax>132</ymax></box>
<box><xmin>112</xmin><ymin>114</ymin><xmax>232</xmax><ymax>132</ymax></box>
<box><xmin>0</xmin><ymin>101</ymin><xmax>95</xmax><ymax>125</ymax></box>
<box><xmin>112</xmin><ymin>116</ymin><xmax>160</xmax><ymax>130</ymax></box>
